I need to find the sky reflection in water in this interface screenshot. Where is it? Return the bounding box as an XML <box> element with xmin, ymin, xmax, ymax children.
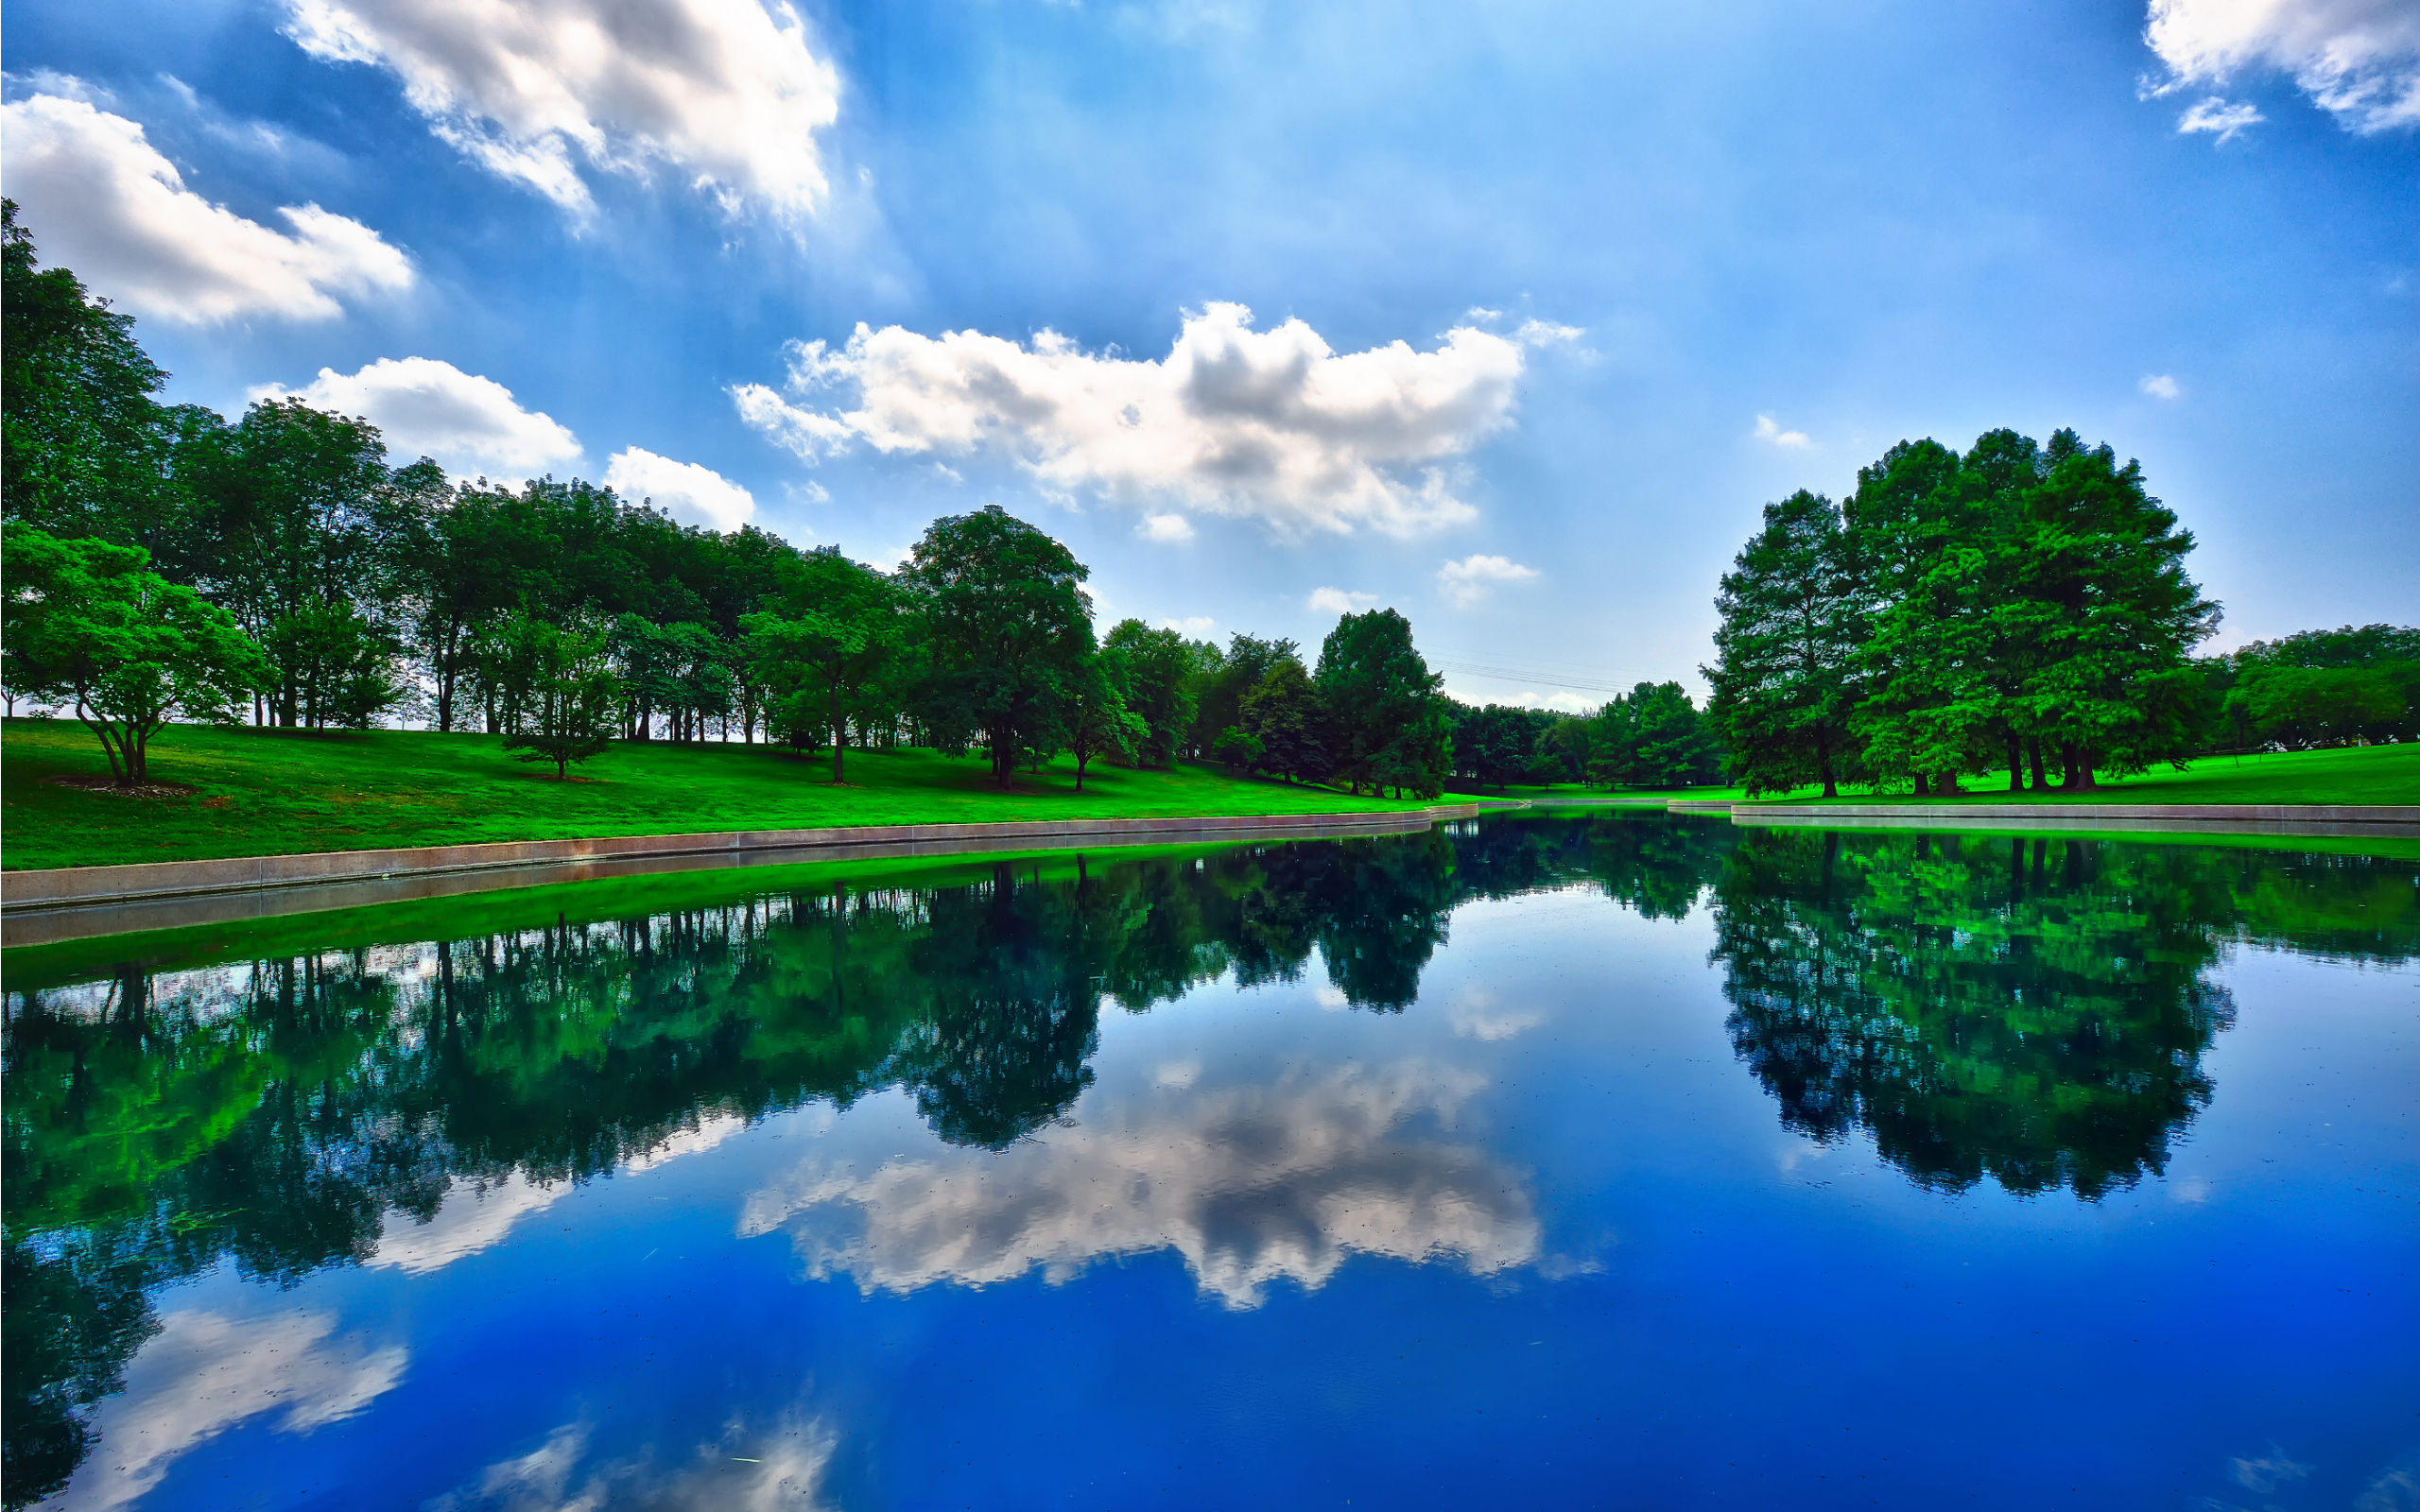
<box><xmin>5</xmin><ymin>815</ymin><xmax>2415</xmax><ymax>1510</ymax></box>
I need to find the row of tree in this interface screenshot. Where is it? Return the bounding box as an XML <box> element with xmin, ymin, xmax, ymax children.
<box><xmin>5</xmin><ymin>204</ymin><xmax>1491</xmax><ymax>793</ymax></box>
<box><xmin>1698</xmin><ymin>429</ymin><xmax>2413</xmax><ymax>795</ymax></box>
<box><xmin>1703</xmin><ymin>429</ymin><xmax>2223</xmax><ymax>796</ymax></box>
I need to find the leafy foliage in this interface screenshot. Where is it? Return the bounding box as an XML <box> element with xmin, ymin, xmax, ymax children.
<box><xmin>1</xmin><ymin>525</ymin><xmax>266</xmax><ymax>784</ymax></box>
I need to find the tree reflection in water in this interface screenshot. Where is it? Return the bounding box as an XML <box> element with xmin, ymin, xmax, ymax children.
<box><xmin>4</xmin><ymin>815</ymin><xmax>2415</xmax><ymax>1504</ymax></box>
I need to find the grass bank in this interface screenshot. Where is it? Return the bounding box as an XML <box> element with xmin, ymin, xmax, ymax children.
<box><xmin>1</xmin><ymin>720</ymin><xmax>1431</xmax><ymax>871</ymax></box>
<box><xmin>1465</xmin><ymin>744</ymin><xmax>2420</xmax><ymax>809</ymax></box>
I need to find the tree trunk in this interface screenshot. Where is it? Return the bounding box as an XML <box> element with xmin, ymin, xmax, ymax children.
<box><xmin>2007</xmin><ymin>732</ymin><xmax>2025</xmax><ymax>793</ymax></box>
<box><xmin>1911</xmin><ymin>774</ymin><xmax>1929</xmax><ymax>797</ymax></box>
<box><xmin>830</xmin><ymin>690</ymin><xmax>846</xmax><ymax>783</ymax></box>
<box><xmin>2060</xmin><ymin>743</ymin><xmax>2095</xmax><ymax>789</ymax></box>
<box><xmin>2027</xmin><ymin>738</ymin><xmax>2048</xmax><ymax>791</ymax></box>
<box><xmin>1817</xmin><ymin>735</ymin><xmax>1838</xmax><ymax>799</ymax></box>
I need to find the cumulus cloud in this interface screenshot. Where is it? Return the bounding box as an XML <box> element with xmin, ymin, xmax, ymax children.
<box><xmin>251</xmin><ymin>356</ymin><xmax>580</xmax><ymax>478</ymax></box>
<box><xmin>741</xmin><ymin>1062</ymin><xmax>1540</xmax><ymax>1309</ymax></box>
<box><xmin>732</xmin><ymin>302</ymin><xmax>1550</xmax><ymax>537</ymax></box>
<box><xmin>605</xmin><ymin>447</ymin><xmax>758</xmax><ymax>531</ymax></box>
<box><xmin>2140</xmin><ymin>372</ymin><xmax>2184</xmax><ymax>399</ymax></box>
<box><xmin>58</xmin><ymin>1307</ymin><xmax>406</xmax><ymax>1512</ymax></box>
<box><xmin>0</xmin><ymin>91</ymin><xmax>412</xmax><ymax>323</ymax></box>
<box><xmin>2145</xmin><ymin>0</ymin><xmax>2420</xmax><ymax>133</ymax></box>
<box><xmin>1165</xmin><ymin>615</ymin><xmax>1217</xmax><ymax>635</ymax></box>
<box><xmin>1140</xmin><ymin>512</ymin><xmax>1196</xmax><ymax>542</ymax></box>
<box><xmin>1754</xmin><ymin>413</ymin><xmax>1811</xmax><ymax>448</ymax></box>
<box><xmin>1437</xmin><ymin>554</ymin><xmax>1540</xmax><ymax>608</ymax></box>
<box><xmin>1308</xmin><ymin>587</ymin><xmax>1379</xmax><ymax>614</ymax></box>
<box><xmin>279</xmin><ymin>0</ymin><xmax>842</xmax><ymax>219</ymax></box>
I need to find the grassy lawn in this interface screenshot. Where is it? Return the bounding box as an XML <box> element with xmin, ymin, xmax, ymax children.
<box><xmin>1735</xmin><ymin>744</ymin><xmax>2420</xmax><ymax>808</ymax></box>
<box><xmin>1</xmin><ymin>719</ymin><xmax>1433</xmax><ymax>871</ymax></box>
<box><xmin>1451</xmin><ymin>746</ymin><xmax>2420</xmax><ymax>809</ymax></box>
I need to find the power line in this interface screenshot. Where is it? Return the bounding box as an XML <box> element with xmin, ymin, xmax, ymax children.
<box><xmin>1432</xmin><ymin>659</ymin><xmax>1627</xmax><ymax>695</ymax></box>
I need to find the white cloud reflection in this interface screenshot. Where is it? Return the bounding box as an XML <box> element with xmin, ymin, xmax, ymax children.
<box><xmin>741</xmin><ymin>1061</ymin><xmax>1542</xmax><ymax>1308</ymax></box>
<box><xmin>50</xmin><ymin>1307</ymin><xmax>406</xmax><ymax>1512</ymax></box>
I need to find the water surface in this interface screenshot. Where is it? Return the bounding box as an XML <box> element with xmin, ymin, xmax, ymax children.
<box><xmin>6</xmin><ymin>815</ymin><xmax>2415</xmax><ymax>1510</ymax></box>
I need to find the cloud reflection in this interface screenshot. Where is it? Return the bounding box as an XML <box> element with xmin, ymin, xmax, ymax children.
<box><xmin>47</xmin><ymin>1307</ymin><xmax>405</xmax><ymax>1512</ymax></box>
<box><xmin>742</xmin><ymin>1062</ymin><xmax>1541</xmax><ymax>1308</ymax></box>
<box><xmin>426</xmin><ymin>1414</ymin><xmax>835</xmax><ymax>1512</ymax></box>
<box><xmin>371</xmin><ymin>1117</ymin><xmax>744</xmax><ymax>1275</ymax></box>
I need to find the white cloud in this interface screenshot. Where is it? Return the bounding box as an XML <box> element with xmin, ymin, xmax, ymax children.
<box><xmin>279</xmin><ymin>0</ymin><xmax>843</xmax><ymax>219</ymax></box>
<box><xmin>2176</xmin><ymin>94</ymin><xmax>2268</xmax><ymax>139</ymax></box>
<box><xmin>1437</xmin><ymin>554</ymin><xmax>1541</xmax><ymax>609</ymax></box>
<box><xmin>606</xmin><ymin>446</ymin><xmax>758</xmax><ymax>531</ymax></box>
<box><xmin>2145</xmin><ymin>0</ymin><xmax>2420</xmax><ymax>132</ymax></box>
<box><xmin>1140</xmin><ymin>511</ymin><xmax>1196</xmax><ymax>542</ymax></box>
<box><xmin>251</xmin><ymin>356</ymin><xmax>581</xmax><ymax>478</ymax></box>
<box><xmin>1512</xmin><ymin>318</ymin><xmax>1585</xmax><ymax>346</ymax></box>
<box><xmin>732</xmin><ymin>302</ymin><xmax>1545</xmax><ymax>537</ymax></box>
<box><xmin>740</xmin><ymin>1062</ymin><xmax>1539</xmax><ymax>1309</ymax></box>
<box><xmin>2140</xmin><ymin>371</ymin><xmax>2185</xmax><ymax>399</ymax></box>
<box><xmin>1754</xmin><ymin>413</ymin><xmax>1811</xmax><ymax>448</ymax></box>
<box><xmin>56</xmin><ymin>1307</ymin><xmax>406</xmax><ymax>1512</ymax></box>
<box><xmin>1308</xmin><ymin>586</ymin><xmax>1379</xmax><ymax>614</ymax></box>
<box><xmin>0</xmin><ymin>91</ymin><xmax>412</xmax><ymax>323</ymax></box>
<box><xmin>1164</xmin><ymin>614</ymin><xmax>1217</xmax><ymax>636</ymax></box>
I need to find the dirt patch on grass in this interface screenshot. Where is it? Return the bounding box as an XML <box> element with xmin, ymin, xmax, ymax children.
<box><xmin>48</xmin><ymin>775</ymin><xmax>199</xmax><ymax>800</ymax></box>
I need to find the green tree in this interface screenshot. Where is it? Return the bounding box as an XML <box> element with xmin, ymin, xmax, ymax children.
<box><xmin>1240</xmin><ymin>656</ymin><xmax>1333</xmax><ymax>783</ymax></box>
<box><xmin>259</xmin><ymin>600</ymin><xmax>406</xmax><ymax>730</ymax></box>
<box><xmin>743</xmin><ymin>547</ymin><xmax>908</xmax><ymax>782</ymax></box>
<box><xmin>1706</xmin><ymin>489</ymin><xmax>1864</xmax><ymax>796</ymax></box>
<box><xmin>1</xmin><ymin>525</ymin><xmax>265</xmax><ymax>784</ymax></box>
<box><xmin>1587</xmin><ymin>681</ymin><xmax>1720</xmax><ymax>787</ymax></box>
<box><xmin>900</xmin><ymin>506</ymin><xmax>1096</xmax><ymax>785</ymax></box>
<box><xmin>0</xmin><ymin>202</ymin><xmax>188</xmax><ymax>557</ymax></box>
<box><xmin>1063</xmin><ymin>657</ymin><xmax>1147</xmax><ymax>791</ymax></box>
<box><xmin>1314</xmin><ymin>608</ymin><xmax>1447</xmax><ymax>797</ymax></box>
<box><xmin>1188</xmin><ymin>632</ymin><xmax>1297</xmax><ymax>757</ymax></box>
<box><xmin>1997</xmin><ymin>431</ymin><xmax>2218</xmax><ymax>787</ymax></box>
<box><xmin>1452</xmin><ymin>703</ymin><xmax>1542</xmax><ymax>793</ymax></box>
<box><xmin>180</xmin><ymin>400</ymin><xmax>417</xmax><ymax>728</ymax></box>
<box><xmin>1100</xmin><ymin>619</ymin><xmax>1201</xmax><ymax>766</ymax></box>
<box><xmin>497</xmin><ymin>616</ymin><xmax>621</xmax><ymax>778</ymax></box>
<box><xmin>1843</xmin><ymin>437</ymin><xmax>1990</xmax><ymax>793</ymax></box>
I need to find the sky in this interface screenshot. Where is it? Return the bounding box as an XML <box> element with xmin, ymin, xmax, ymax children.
<box><xmin>3</xmin><ymin>0</ymin><xmax>2414</xmax><ymax>710</ymax></box>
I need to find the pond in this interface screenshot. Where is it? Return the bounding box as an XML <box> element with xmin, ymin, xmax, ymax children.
<box><xmin>5</xmin><ymin>813</ymin><xmax>2415</xmax><ymax>1511</ymax></box>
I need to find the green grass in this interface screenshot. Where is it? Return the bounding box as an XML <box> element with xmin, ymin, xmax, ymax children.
<box><xmin>1453</xmin><ymin>745</ymin><xmax>2420</xmax><ymax>809</ymax></box>
<box><xmin>1</xmin><ymin>719</ymin><xmax>1435</xmax><ymax>871</ymax></box>
<box><xmin>1734</xmin><ymin>744</ymin><xmax>2420</xmax><ymax>808</ymax></box>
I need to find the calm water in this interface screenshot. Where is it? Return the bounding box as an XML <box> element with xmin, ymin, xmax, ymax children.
<box><xmin>5</xmin><ymin>814</ymin><xmax>2415</xmax><ymax>1511</ymax></box>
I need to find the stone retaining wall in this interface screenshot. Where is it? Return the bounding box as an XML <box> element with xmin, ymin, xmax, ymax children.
<box><xmin>0</xmin><ymin>806</ymin><xmax>1485</xmax><ymax>949</ymax></box>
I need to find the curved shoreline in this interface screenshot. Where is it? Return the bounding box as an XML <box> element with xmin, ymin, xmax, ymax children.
<box><xmin>0</xmin><ymin>806</ymin><xmax>1489</xmax><ymax>949</ymax></box>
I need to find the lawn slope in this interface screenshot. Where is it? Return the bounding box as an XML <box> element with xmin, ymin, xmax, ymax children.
<box><xmin>2</xmin><ymin>720</ymin><xmax>1430</xmax><ymax>871</ymax></box>
<box><xmin>1463</xmin><ymin>745</ymin><xmax>2420</xmax><ymax>810</ymax></box>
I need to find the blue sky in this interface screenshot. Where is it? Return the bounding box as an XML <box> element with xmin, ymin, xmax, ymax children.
<box><xmin>5</xmin><ymin>0</ymin><xmax>2414</xmax><ymax>707</ymax></box>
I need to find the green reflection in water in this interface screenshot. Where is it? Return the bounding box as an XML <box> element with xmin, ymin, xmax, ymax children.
<box><xmin>3</xmin><ymin>815</ymin><xmax>2414</xmax><ymax>1506</ymax></box>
